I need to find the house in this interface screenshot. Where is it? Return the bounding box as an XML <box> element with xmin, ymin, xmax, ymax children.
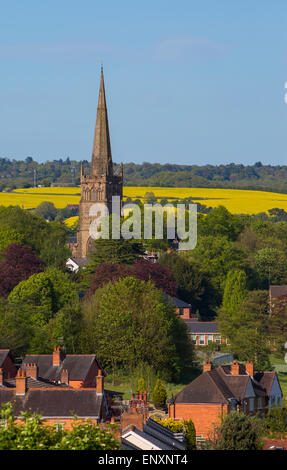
<box><xmin>164</xmin><ymin>294</ymin><xmax>193</xmax><ymax>320</ymax></box>
<box><xmin>184</xmin><ymin>321</ymin><xmax>225</xmax><ymax>346</ymax></box>
<box><xmin>121</xmin><ymin>417</ymin><xmax>187</xmax><ymax>451</ymax></box>
<box><xmin>269</xmin><ymin>285</ymin><xmax>287</xmax><ymax>314</ymax></box>
<box><xmin>0</xmin><ymin>348</ymin><xmax>123</xmax><ymax>429</ymax></box>
<box><xmin>21</xmin><ymin>346</ymin><xmax>105</xmax><ymax>389</ymax></box>
<box><xmin>168</xmin><ymin>361</ymin><xmax>282</xmax><ymax>440</ymax></box>
<box><xmin>0</xmin><ymin>350</ymin><xmax>17</xmax><ymax>380</ymax></box>
<box><xmin>0</xmin><ymin>368</ymin><xmax>109</xmax><ymax>429</ymax></box>
<box><xmin>66</xmin><ymin>257</ymin><xmax>90</xmax><ymax>273</ymax></box>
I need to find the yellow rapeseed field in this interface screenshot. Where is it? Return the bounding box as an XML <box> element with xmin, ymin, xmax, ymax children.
<box><xmin>1</xmin><ymin>186</ymin><xmax>287</xmax><ymax>214</ymax></box>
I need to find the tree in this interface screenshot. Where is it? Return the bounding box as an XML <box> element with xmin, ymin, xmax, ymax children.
<box><xmin>198</xmin><ymin>206</ymin><xmax>243</xmax><ymax>241</ymax></box>
<box><xmin>81</xmin><ymin>277</ymin><xmax>193</xmax><ymax>381</ymax></box>
<box><xmin>87</xmin><ymin>238</ymin><xmax>144</xmax><ymax>272</ymax></box>
<box><xmin>152</xmin><ymin>379</ymin><xmax>167</xmax><ymax>409</ymax></box>
<box><xmin>0</xmin><ymin>403</ymin><xmax>120</xmax><ymax>450</ymax></box>
<box><xmin>137</xmin><ymin>378</ymin><xmax>146</xmax><ymax>393</ymax></box>
<box><xmin>87</xmin><ymin>259</ymin><xmax>177</xmax><ymax>297</ymax></box>
<box><xmin>269</xmin><ymin>295</ymin><xmax>287</xmax><ymax>353</ymax></box>
<box><xmin>254</xmin><ymin>248</ymin><xmax>287</xmax><ymax>287</ymax></box>
<box><xmin>222</xmin><ymin>269</ymin><xmax>248</xmax><ymax>314</ymax></box>
<box><xmin>8</xmin><ymin>268</ymin><xmax>78</xmax><ymax>323</ymax></box>
<box><xmin>0</xmin><ymin>244</ymin><xmax>45</xmax><ymax>297</ymax></box>
<box><xmin>0</xmin><ymin>227</ymin><xmax>25</xmax><ymax>252</ymax></box>
<box><xmin>34</xmin><ymin>201</ymin><xmax>58</xmax><ymax>221</ymax></box>
<box><xmin>218</xmin><ymin>290</ymin><xmax>270</xmax><ymax>370</ymax></box>
<box><xmin>184</xmin><ymin>419</ymin><xmax>196</xmax><ymax>450</ymax></box>
<box><xmin>212</xmin><ymin>411</ymin><xmax>263</xmax><ymax>450</ymax></box>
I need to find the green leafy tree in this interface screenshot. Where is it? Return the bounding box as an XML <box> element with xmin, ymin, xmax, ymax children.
<box><xmin>152</xmin><ymin>379</ymin><xmax>167</xmax><ymax>409</ymax></box>
<box><xmin>222</xmin><ymin>269</ymin><xmax>248</xmax><ymax>314</ymax></box>
<box><xmin>34</xmin><ymin>201</ymin><xmax>57</xmax><ymax>221</ymax></box>
<box><xmin>55</xmin><ymin>419</ymin><xmax>120</xmax><ymax>450</ymax></box>
<box><xmin>88</xmin><ymin>238</ymin><xmax>144</xmax><ymax>272</ymax></box>
<box><xmin>255</xmin><ymin>247</ymin><xmax>287</xmax><ymax>287</ymax></box>
<box><xmin>137</xmin><ymin>377</ymin><xmax>146</xmax><ymax>393</ymax></box>
<box><xmin>81</xmin><ymin>277</ymin><xmax>193</xmax><ymax>381</ymax></box>
<box><xmin>198</xmin><ymin>206</ymin><xmax>243</xmax><ymax>241</ymax></box>
<box><xmin>0</xmin><ymin>227</ymin><xmax>24</xmax><ymax>252</ymax></box>
<box><xmin>184</xmin><ymin>419</ymin><xmax>196</xmax><ymax>450</ymax></box>
<box><xmin>212</xmin><ymin>411</ymin><xmax>263</xmax><ymax>450</ymax></box>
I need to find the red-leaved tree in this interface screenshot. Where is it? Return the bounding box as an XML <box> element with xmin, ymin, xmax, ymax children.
<box><xmin>87</xmin><ymin>259</ymin><xmax>177</xmax><ymax>297</ymax></box>
<box><xmin>0</xmin><ymin>244</ymin><xmax>46</xmax><ymax>297</ymax></box>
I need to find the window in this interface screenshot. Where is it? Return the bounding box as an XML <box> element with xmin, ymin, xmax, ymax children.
<box><xmin>179</xmin><ymin>308</ymin><xmax>183</xmax><ymax>316</ymax></box>
<box><xmin>258</xmin><ymin>397</ymin><xmax>263</xmax><ymax>410</ymax></box>
<box><xmin>214</xmin><ymin>335</ymin><xmax>221</xmax><ymax>344</ymax></box>
<box><xmin>191</xmin><ymin>334</ymin><xmax>197</xmax><ymax>345</ymax></box>
<box><xmin>199</xmin><ymin>335</ymin><xmax>205</xmax><ymax>345</ymax></box>
<box><xmin>249</xmin><ymin>398</ymin><xmax>254</xmax><ymax>412</ymax></box>
<box><xmin>54</xmin><ymin>423</ymin><xmax>64</xmax><ymax>432</ymax></box>
<box><xmin>207</xmin><ymin>335</ymin><xmax>213</xmax><ymax>344</ymax></box>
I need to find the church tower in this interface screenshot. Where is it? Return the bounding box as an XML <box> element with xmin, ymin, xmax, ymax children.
<box><xmin>75</xmin><ymin>67</ymin><xmax>123</xmax><ymax>259</ymax></box>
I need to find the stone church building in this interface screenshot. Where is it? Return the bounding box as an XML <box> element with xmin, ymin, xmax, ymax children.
<box><xmin>71</xmin><ymin>67</ymin><xmax>123</xmax><ymax>261</ymax></box>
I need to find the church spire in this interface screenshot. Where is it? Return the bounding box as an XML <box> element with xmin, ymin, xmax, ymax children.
<box><xmin>91</xmin><ymin>66</ymin><xmax>113</xmax><ymax>176</ymax></box>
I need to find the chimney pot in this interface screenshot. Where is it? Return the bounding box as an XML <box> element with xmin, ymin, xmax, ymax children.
<box><xmin>231</xmin><ymin>362</ymin><xmax>240</xmax><ymax>375</ymax></box>
<box><xmin>203</xmin><ymin>360</ymin><xmax>212</xmax><ymax>373</ymax></box>
<box><xmin>16</xmin><ymin>369</ymin><xmax>27</xmax><ymax>395</ymax></box>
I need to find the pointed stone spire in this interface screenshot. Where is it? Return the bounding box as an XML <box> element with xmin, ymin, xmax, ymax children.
<box><xmin>91</xmin><ymin>66</ymin><xmax>113</xmax><ymax>177</ymax></box>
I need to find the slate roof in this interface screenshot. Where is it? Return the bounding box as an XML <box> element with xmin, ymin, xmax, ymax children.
<box><xmin>1</xmin><ymin>376</ymin><xmax>71</xmax><ymax>390</ymax></box>
<box><xmin>164</xmin><ymin>294</ymin><xmax>191</xmax><ymax>309</ymax></box>
<box><xmin>121</xmin><ymin>418</ymin><xmax>186</xmax><ymax>451</ymax></box>
<box><xmin>0</xmin><ymin>350</ymin><xmax>10</xmax><ymax>368</ymax></box>
<box><xmin>269</xmin><ymin>285</ymin><xmax>287</xmax><ymax>299</ymax></box>
<box><xmin>172</xmin><ymin>364</ymin><xmax>276</xmax><ymax>405</ymax></box>
<box><xmin>184</xmin><ymin>321</ymin><xmax>219</xmax><ymax>334</ymax></box>
<box><xmin>21</xmin><ymin>353</ymin><xmax>105</xmax><ymax>383</ymax></box>
<box><xmin>0</xmin><ymin>389</ymin><xmax>102</xmax><ymax>418</ymax></box>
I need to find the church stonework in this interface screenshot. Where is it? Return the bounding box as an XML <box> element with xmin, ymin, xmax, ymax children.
<box><xmin>74</xmin><ymin>67</ymin><xmax>123</xmax><ymax>259</ymax></box>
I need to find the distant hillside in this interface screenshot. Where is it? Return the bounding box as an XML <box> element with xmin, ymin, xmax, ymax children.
<box><xmin>1</xmin><ymin>157</ymin><xmax>287</xmax><ymax>193</ymax></box>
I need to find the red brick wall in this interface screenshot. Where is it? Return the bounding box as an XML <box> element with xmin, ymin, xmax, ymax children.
<box><xmin>169</xmin><ymin>403</ymin><xmax>228</xmax><ymax>438</ymax></box>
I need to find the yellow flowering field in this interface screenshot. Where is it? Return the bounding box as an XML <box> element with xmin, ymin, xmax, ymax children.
<box><xmin>0</xmin><ymin>186</ymin><xmax>285</xmax><ymax>214</ymax></box>
<box><xmin>64</xmin><ymin>216</ymin><xmax>79</xmax><ymax>227</ymax></box>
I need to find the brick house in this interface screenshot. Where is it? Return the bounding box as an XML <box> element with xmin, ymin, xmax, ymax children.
<box><xmin>184</xmin><ymin>321</ymin><xmax>225</xmax><ymax>346</ymax></box>
<box><xmin>164</xmin><ymin>294</ymin><xmax>193</xmax><ymax>320</ymax></box>
<box><xmin>0</xmin><ymin>347</ymin><xmax>122</xmax><ymax>429</ymax></box>
<box><xmin>0</xmin><ymin>350</ymin><xmax>17</xmax><ymax>380</ymax></box>
<box><xmin>168</xmin><ymin>361</ymin><xmax>282</xmax><ymax>440</ymax></box>
<box><xmin>21</xmin><ymin>346</ymin><xmax>104</xmax><ymax>389</ymax></box>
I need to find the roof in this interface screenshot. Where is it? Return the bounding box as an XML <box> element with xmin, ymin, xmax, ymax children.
<box><xmin>121</xmin><ymin>418</ymin><xmax>186</xmax><ymax>451</ymax></box>
<box><xmin>1</xmin><ymin>376</ymin><xmax>71</xmax><ymax>390</ymax></box>
<box><xmin>269</xmin><ymin>285</ymin><xmax>287</xmax><ymax>299</ymax></box>
<box><xmin>0</xmin><ymin>350</ymin><xmax>10</xmax><ymax>368</ymax></box>
<box><xmin>184</xmin><ymin>321</ymin><xmax>219</xmax><ymax>334</ymax></box>
<box><xmin>0</xmin><ymin>389</ymin><xmax>103</xmax><ymax>418</ymax></box>
<box><xmin>172</xmin><ymin>364</ymin><xmax>277</xmax><ymax>405</ymax></box>
<box><xmin>164</xmin><ymin>294</ymin><xmax>191</xmax><ymax>309</ymax></box>
<box><xmin>70</xmin><ymin>257</ymin><xmax>91</xmax><ymax>267</ymax></box>
<box><xmin>21</xmin><ymin>353</ymin><xmax>105</xmax><ymax>382</ymax></box>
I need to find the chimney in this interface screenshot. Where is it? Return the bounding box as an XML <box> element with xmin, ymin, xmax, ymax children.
<box><xmin>53</xmin><ymin>346</ymin><xmax>62</xmax><ymax>366</ymax></box>
<box><xmin>16</xmin><ymin>369</ymin><xmax>27</xmax><ymax>396</ymax></box>
<box><xmin>203</xmin><ymin>360</ymin><xmax>212</xmax><ymax>373</ymax></box>
<box><xmin>25</xmin><ymin>363</ymin><xmax>38</xmax><ymax>380</ymax></box>
<box><xmin>61</xmin><ymin>369</ymin><xmax>69</xmax><ymax>385</ymax></box>
<box><xmin>231</xmin><ymin>362</ymin><xmax>240</xmax><ymax>375</ymax></box>
<box><xmin>0</xmin><ymin>368</ymin><xmax>3</xmax><ymax>386</ymax></box>
<box><xmin>245</xmin><ymin>361</ymin><xmax>254</xmax><ymax>377</ymax></box>
<box><xmin>96</xmin><ymin>369</ymin><xmax>104</xmax><ymax>394</ymax></box>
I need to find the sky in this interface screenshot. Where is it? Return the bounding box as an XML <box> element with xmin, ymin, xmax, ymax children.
<box><xmin>1</xmin><ymin>1</ymin><xmax>287</xmax><ymax>166</ymax></box>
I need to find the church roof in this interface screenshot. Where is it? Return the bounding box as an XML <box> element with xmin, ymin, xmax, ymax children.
<box><xmin>90</xmin><ymin>66</ymin><xmax>113</xmax><ymax>177</ymax></box>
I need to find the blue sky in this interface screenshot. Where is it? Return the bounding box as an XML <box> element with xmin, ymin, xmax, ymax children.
<box><xmin>1</xmin><ymin>0</ymin><xmax>287</xmax><ymax>166</ymax></box>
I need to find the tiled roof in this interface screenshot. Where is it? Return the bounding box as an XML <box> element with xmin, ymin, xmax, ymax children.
<box><xmin>184</xmin><ymin>321</ymin><xmax>219</xmax><ymax>334</ymax></box>
<box><xmin>172</xmin><ymin>364</ymin><xmax>276</xmax><ymax>405</ymax></box>
<box><xmin>269</xmin><ymin>285</ymin><xmax>287</xmax><ymax>299</ymax></box>
<box><xmin>164</xmin><ymin>294</ymin><xmax>191</xmax><ymax>309</ymax></box>
<box><xmin>0</xmin><ymin>389</ymin><xmax>103</xmax><ymax>418</ymax></box>
<box><xmin>21</xmin><ymin>353</ymin><xmax>105</xmax><ymax>382</ymax></box>
<box><xmin>0</xmin><ymin>350</ymin><xmax>10</xmax><ymax>368</ymax></box>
